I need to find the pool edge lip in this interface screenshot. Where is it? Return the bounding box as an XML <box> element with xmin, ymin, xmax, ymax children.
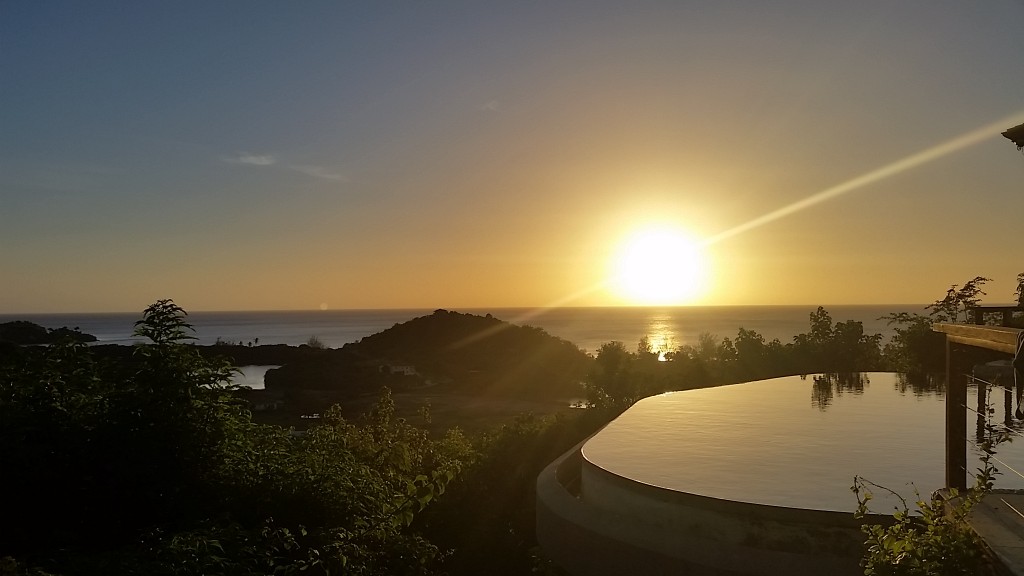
<box><xmin>579</xmin><ymin>440</ymin><xmax>875</xmax><ymax>522</ymax></box>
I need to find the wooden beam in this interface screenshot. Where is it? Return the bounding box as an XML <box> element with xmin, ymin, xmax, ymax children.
<box><xmin>947</xmin><ymin>335</ymin><xmax>1018</xmax><ymax>355</ymax></box>
<box><xmin>933</xmin><ymin>323</ymin><xmax>1021</xmax><ymax>354</ymax></box>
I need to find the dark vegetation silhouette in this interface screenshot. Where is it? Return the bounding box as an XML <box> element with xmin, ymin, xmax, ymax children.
<box><xmin>260</xmin><ymin>309</ymin><xmax>589</xmax><ymax>398</ymax></box>
<box><xmin>0</xmin><ymin>301</ymin><xmax>472</xmax><ymax>575</ymax></box>
<box><xmin>346</xmin><ymin>309</ymin><xmax>589</xmax><ymax>397</ymax></box>
<box><xmin>583</xmin><ymin>274</ymin><xmax>1022</xmax><ymax>410</ymax></box>
<box><xmin>0</xmin><ymin>320</ymin><xmax>96</xmax><ymax>345</ymax></box>
<box><xmin>1017</xmin><ymin>273</ymin><xmax>1024</xmax><ymax>308</ymax></box>
<box><xmin>2</xmin><ymin>275</ymin><xmax>1019</xmax><ymax>574</ymax></box>
<box><xmin>585</xmin><ymin>305</ymin><xmax>896</xmax><ymax>410</ymax></box>
<box><xmin>0</xmin><ymin>301</ymin><xmax>603</xmax><ymax>576</ymax></box>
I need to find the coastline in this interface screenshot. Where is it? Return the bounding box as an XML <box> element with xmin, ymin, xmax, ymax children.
<box><xmin>0</xmin><ymin>304</ymin><xmax>929</xmax><ymax>354</ymax></box>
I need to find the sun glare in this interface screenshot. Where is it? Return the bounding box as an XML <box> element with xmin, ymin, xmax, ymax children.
<box><xmin>611</xmin><ymin>227</ymin><xmax>709</xmax><ymax>305</ymax></box>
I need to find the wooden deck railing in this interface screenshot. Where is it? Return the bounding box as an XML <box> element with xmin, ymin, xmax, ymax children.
<box><xmin>932</xmin><ymin>323</ymin><xmax>1022</xmax><ymax>490</ymax></box>
<box><xmin>969</xmin><ymin>305</ymin><xmax>1024</xmax><ymax>327</ymax></box>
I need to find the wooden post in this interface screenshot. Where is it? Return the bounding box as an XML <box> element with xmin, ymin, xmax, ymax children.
<box><xmin>977</xmin><ymin>380</ymin><xmax>988</xmax><ymax>440</ymax></box>
<box><xmin>1005</xmin><ymin>387</ymin><xmax>1013</xmax><ymax>427</ymax></box>
<box><xmin>946</xmin><ymin>337</ymin><xmax>968</xmax><ymax>490</ymax></box>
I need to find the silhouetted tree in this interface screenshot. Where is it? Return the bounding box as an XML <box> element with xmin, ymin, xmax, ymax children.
<box><xmin>880</xmin><ymin>312</ymin><xmax>944</xmax><ymax>374</ymax></box>
<box><xmin>927</xmin><ymin>276</ymin><xmax>990</xmax><ymax>323</ymax></box>
<box><xmin>1016</xmin><ymin>273</ymin><xmax>1024</xmax><ymax>307</ymax></box>
<box><xmin>585</xmin><ymin>341</ymin><xmax>637</xmax><ymax>409</ymax></box>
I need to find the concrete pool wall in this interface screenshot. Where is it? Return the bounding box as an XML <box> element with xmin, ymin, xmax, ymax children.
<box><xmin>537</xmin><ymin>438</ymin><xmax>875</xmax><ymax>576</ymax></box>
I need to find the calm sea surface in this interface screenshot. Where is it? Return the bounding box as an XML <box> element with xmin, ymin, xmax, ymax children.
<box><xmin>1</xmin><ymin>305</ymin><xmax>927</xmax><ymax>355</ymax></box>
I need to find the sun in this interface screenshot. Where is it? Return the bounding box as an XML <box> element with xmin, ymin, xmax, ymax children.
<box><xmin>610</xmin><ymin>226</ymin><xmax>709</xmax><ymax>305</ymax></box>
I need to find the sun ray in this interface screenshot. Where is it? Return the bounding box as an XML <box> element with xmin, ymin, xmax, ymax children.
<box><xmin>527</xmin><ymin>112</ymin><xmax>1024</xmax><ymax>311</ymax></box>
<box><xmin>704</xmin><ymin>110</ymin><xmax>1024</xmax><ymax>247</ymax></box>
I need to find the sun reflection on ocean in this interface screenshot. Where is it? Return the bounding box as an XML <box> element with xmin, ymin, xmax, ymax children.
<box><xmin>644</xmin><ymin>315</ymin><xmax>676</xmax><ymax>361</ymax></box>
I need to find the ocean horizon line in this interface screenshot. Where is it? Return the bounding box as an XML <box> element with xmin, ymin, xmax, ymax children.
<box><xmin>2</xmin><ymin>302</ymin><xmax>938</xmax><ymax>317</ymax></box>
<box><xmin>0</xmin><ymin>304</ymin><xmax>961</xmax><ymax>353</ymax></box>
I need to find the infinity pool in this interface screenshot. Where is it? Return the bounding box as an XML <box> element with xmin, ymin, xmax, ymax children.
<box><xmin>581</xmin><ymin>372</ymin><xmax>1024</xmax><ymax>512</ymax></box>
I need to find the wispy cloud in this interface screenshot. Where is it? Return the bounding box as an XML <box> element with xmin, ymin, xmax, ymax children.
<box><xmin>223</xmin><ymin>152</ymin><xmax>345</xmax><ymax>181</ymax></box>
<box><xmin>289</xmin><ymin>165</ymin><xmax>347</xmax><ymax>181</ymax></box>
<box><xmin>224</xmin><ymin>153</ymin><xmax>277</xmax><ymax>166</ymax></box>
<box><xmin>480</xmin><ymin>100</ymin><xmax>500</xmax><ymax>112</ymax></box>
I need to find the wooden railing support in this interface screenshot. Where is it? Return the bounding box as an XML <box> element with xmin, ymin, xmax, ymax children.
<box><xmin>970</xmin><ymin>306</ymin><xmax>1022</xmax><ymax>327</ymax></box>
<box><xmin>945</xmin><ymin>337</ymin><xmax>968</xmax><ymax>490</ymax></box>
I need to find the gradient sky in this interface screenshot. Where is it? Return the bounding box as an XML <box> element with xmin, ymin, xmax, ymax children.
<box><xmin>3</xmin><ymin>1</ymin><xmax>1023</xmax><ymax>313</ymax></box>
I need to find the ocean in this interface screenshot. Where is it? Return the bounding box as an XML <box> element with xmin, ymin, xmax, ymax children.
<box><xmin>1</xmin><ymin>305</ymin><xmax>928</xmax><ymax>356</ymax></box>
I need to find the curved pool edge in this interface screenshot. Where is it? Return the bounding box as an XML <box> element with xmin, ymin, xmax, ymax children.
<box><xmin>538</xmin><ymin>438</ymin><xmax>889</xmax><ymax>576</ymax></box>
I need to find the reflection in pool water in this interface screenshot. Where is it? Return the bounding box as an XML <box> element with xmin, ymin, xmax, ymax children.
<box><xmin>581</xmin><ymin>372</ymin><xmax>1024</xmax><ymax>513</ymax></box>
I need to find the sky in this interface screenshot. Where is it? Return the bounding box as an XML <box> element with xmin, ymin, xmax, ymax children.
<box><xmin>2</xmin><ymin>1</ymin><xmax>1023</xmax><ymax>313</ymax></box>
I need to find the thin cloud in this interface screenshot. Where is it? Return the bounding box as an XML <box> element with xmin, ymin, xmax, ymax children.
<box><xmin>223</xmin><ymin>153</ymin><xmax>345</xmax><ymax>181</ymax></box>
<box><xmin>225</xmin><ymin>153</ymin><xmax>277</xmax><ymax>166</ymax></box>
<box><xmin>289</xmin><ymin>165</ymin><xmax>347</xmax><ymax>181</ymax></box>
<box><xmin>480</xmin><ymin>100</ymin><xmax>500</xmax><ymax>112</ymax></box>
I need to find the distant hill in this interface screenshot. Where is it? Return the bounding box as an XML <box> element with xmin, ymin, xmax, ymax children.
<box><xmin>0</xmin><ymin>321</ymin><xmax>97</xmax><ymax>345</ymax></box>
<box><xmin>266</xmin><ymin>310</ymin><xmax>591</xmax><ymax>399</ymax></box>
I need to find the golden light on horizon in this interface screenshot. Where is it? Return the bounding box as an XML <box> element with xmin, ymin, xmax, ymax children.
<box><xmin>610</xmin><ymin>226</ymin><xmax>710</xmax><ymax>306</ymax></box>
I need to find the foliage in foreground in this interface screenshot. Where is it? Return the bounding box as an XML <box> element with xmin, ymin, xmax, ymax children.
<box><xmin>0</xmin><ymin>300</ymin><xmax>472</xmax><ymax>575</ymax></box>
<box><xmin>420</xmin><ymin>409</ymin><xmax>607</xmax><ymax>576</ymax></box>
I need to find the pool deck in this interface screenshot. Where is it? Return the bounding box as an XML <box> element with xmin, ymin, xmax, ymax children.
<box><xmin>971</xmin><ymin>492</ymin><xmax>1024</xmax><ymax>575</ymax></box>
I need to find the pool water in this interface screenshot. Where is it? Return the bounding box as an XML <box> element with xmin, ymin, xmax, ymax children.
<box><xmin>581</xmin><ymin>373</ymin><xmax>1024</xmax><ymax>512</ymax></box>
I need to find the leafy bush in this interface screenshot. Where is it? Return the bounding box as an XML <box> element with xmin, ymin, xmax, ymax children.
<box><xmin>879</xmin><ymin>312</ymin><xmax>946</xmax><ymax>374</ymax></box>
<box><xmin>420</xmin><ymin>409</ymin><xmax>607</xmax><ymax>576</ymax></box>
<box><xmin>0</xmin><ymin>300</ymin><xmax>469</xmax><ymax>575</ymax></box>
